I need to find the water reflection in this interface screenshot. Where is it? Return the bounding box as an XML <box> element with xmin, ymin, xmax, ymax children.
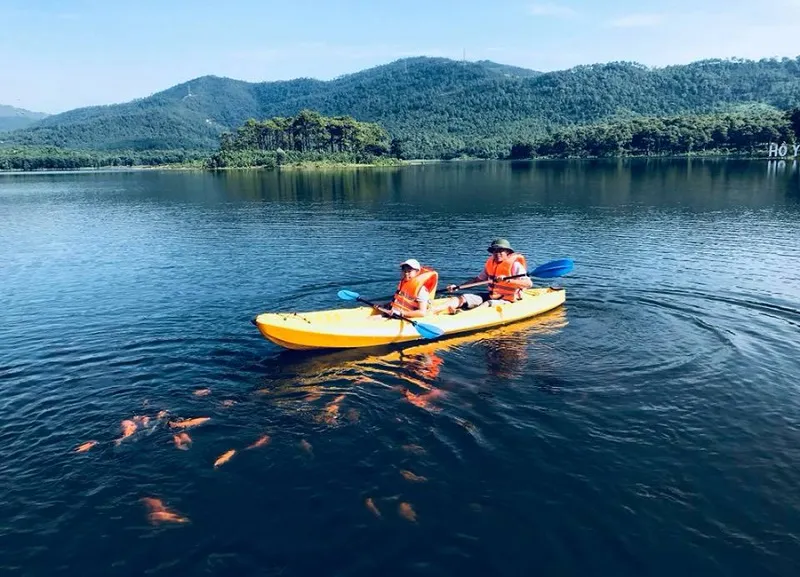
<box><xmin>197</xmin><ymin>158</ymin><xmax>800</xmax><ymax>216</ymax></box>
<box><xmin>482</xmin><ymin>332</ymin><xmax>530</xmax><ymax>380</ymax></box>
<box><xmin>3</xmin><ymin>159</ymin><xmax>798</xmax><ymax>212</ymax></box>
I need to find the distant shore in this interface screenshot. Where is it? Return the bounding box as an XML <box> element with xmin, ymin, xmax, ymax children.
<box><xmin>0</xmin><ymin>158</ymin><xmax>442</xmax><ymax>174</ymax></box>
<box><xmin>1</xmin><ymin>154</ymin><xmax>794</xmax><ymax>175</ymax></box>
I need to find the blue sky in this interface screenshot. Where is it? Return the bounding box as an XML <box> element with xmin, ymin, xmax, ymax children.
<box><xmin>3</xmin><ymin>0</ymin><xmax>799</xmax><ymax>113</ymax></box>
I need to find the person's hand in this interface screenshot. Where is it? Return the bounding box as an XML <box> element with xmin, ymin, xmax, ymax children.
<box><xmin>494</xmin><ymin>275</ymin><xmax>506</xmax><ymax>281</ymax></box>
<box><xmin>446</xmin><ymin>284</ymin><xmax>458</xmax><ymax>292</ymax></box>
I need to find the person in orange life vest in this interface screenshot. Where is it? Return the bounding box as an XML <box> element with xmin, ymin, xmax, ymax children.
<box><xmin>382</xmin><ymin>258</ymin><xmax>439</xmax><ymax>318</ymax></box>
<box><xmin>442</xmin><ymin>238</ymin><xmax>532</xmax><ymax>311</ymax></box>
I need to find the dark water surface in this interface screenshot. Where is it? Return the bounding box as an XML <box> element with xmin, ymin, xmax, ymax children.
<box><xmin>2</xmin><ymin>159</ymin><xmax>800</xmax><ymax>577</ymax></box>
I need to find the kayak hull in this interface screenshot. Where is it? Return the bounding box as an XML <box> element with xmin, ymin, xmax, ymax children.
<box><xmin>253</xmin><ymin>287</ymin><xmax>566</xmax><ymax>350</ymax></box>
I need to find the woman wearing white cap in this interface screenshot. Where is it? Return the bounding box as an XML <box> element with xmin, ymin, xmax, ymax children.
<box><xmin>385</xmin><ymin>258</ymin><xmax>439</xmax><ymax>318</ymax></box>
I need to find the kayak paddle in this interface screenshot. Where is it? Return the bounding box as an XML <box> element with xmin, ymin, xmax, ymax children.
<box><xmin>453</xmin><ymin>258</ymin><xmax>574</xmax><ymax>290</ymax></box>
<box><xmin>337</xmin><ymin>290</ymin><xmax>445</xmax><ymax>339</ymax></box>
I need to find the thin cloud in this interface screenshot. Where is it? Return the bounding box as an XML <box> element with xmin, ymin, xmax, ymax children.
<box><xmin>528</xmin><ymin>3</ymin><xmax>577</xmax><ymax>18</ymax></box>
<box><xmin>608</xmin><ymin>14</ymin><xmax>665</xmax><ymax>28</ymax></box>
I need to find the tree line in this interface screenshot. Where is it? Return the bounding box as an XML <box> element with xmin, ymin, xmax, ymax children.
<box><xmin>0</xmin><ymin>147</ymin><xmax>205</xmax><ymax>171</ymax></box>
<box><xmin>507</xmin><ymin>107</ymin><xmax>800</xmax><ymax>159</ymax></box>
<box><xmin>205</xmin><ymin>110</ymin><xmax>396</xmax><ymax>168</ymax></box>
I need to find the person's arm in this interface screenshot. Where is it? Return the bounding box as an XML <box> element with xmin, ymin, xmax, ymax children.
<box><xmin>447</xmin><ymin>269</ymin><xmax>488</xmax><ymax>292</ymax></box>
<box><xmin>498</xmin><ymin>261</ymin><xmax>532</xmax><ymax>288</ymax></box>
<box><xmin>375</xmin><ymin>303</ymin><xmax>395</xmax><ymax>317</ymax></box>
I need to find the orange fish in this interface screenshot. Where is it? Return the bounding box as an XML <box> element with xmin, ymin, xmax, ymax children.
<box><xmin>142</xmin><ymin>497</ymin><xmax>166</xmax><ymax>512</ymax></box>
<box><xmin>314</xmin><ymin>409</ymin><xmax>335</xmax><ymax>425</ymax></box>
<box><xmin>365</xmin><ymin>497</ymin><xmax>381</xmax><ymax>518</ymax></box>
<box><xmin>173</xmin><ymin>432</ymin><xmax>192</xmax><ymax>450</ymax></box>
<box><xmin>168</xmin><ymin>417</ymin><xmax>210</xmax><ymax>429</ymax></box>
<box><xmin>401</xmin><ymin>444</ymin><xmax>426</xmax><ymax>455</ymax></box>
<box><xmin>246</xmin><ymin>435</ymin><xmax>271</xmax><ymax>449</ymax></box>
<box><xmin>320</xmin><ymin>402</ymin><xmax>340</xmax><ymax>423</ymax></box>
<box><xmin>304</xmin><ymin>393</ymin><xmax>322</xmax><ymax>402</ymax></box>
<box><xmin>400</xmin><ymin>470</ymin><xmax>427</xmax><ymax>483</ymax></box>
<box><xmin>403</xmin><ymin>389</ymin><xmax>443</xmax><ymax>411</ymax></box>
<box><xmin>331</xmin><ymin>394</ymin><xmax>346</xmax><ymax>403</ymax></box>
<box><xmin>114</xmin><ymin>419</ymin><xmax>138</xmax><ymax>445</ymax></box>
<box><xmin>299</xmin><ymin>439</ymin><xmax>313</xmax><ymax>454</ymax></box>
<box><xmin>141</xmin><ymin>497</ymin><xmax>188</xmax><ymax>524</ymax></box>
<box><xmin>156</xmin><ymin>410</ymin><xmax>169</xmax><ymax>419</ymax></box>
<box><xmin>221</xmin><ymin>399</ymin><xmax>236</xmax><ymax>408</ymax></box>
<box><xmin>193</xmin><ymin>388</ymin><xmax>211</xmax><ymax>396</ymax></box>
<box><xmin>74</xmin><ymin>440</ymin><xmax>98</xmax><ymax>453</ymax></box>
<box><xmin>132</xmin><ymin>415</ymin><xmax>150</xmax><ymax>427</ymax></box>
<box><xmin>149</xmin><ymin>510</ymin><xmax>189</xmax><ymax>524</ymax></box>
<box><xmin>213</xmin><ymin>449</ymin><xmax>236</xmax><ymax>468</ymax></box>
<box><xmin>398</xmin><ymin>502</ymin><xmax>417</xmax><ymax>522</ymax></box>
<box><xmin>403</xmin><ymin>390</ymin><xmax>427</xmax><ymax>409</ymax></box>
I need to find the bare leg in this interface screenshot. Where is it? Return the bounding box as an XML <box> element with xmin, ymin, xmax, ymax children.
<box><xmin>431</xmin><ymin>296</ymin><xmax>462</xmax><ymax>315</ymax></box>
<box><xmin>432</xmin><ymin>293</ymin><xmax>485</xmax><ymax>314</ymax></box>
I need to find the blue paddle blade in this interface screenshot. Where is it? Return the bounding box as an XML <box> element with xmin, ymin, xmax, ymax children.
<box><xmin>531</xmin><ymin>258</ymin><xmax>574</xmax><ymax>279</ymax></box>
<box><xmin>414</xmin><ymin>322</ymin><xmax>445</xmax><ymax>339</ymax></box>
<box><xmin>337</xmin><ymin>289</ymin><xmax>360</xmax><ymax>301</ymax></box>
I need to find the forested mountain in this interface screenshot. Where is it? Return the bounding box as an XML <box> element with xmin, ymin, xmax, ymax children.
<box><xmin>6</xmin><ymin>56</ymin><xmax>800</xmax><ymax>158</ymax></box>
<box><xmin>0</xmin><ymin>105</ymin><xmax>49</xmax><ymax>132</ymax></box>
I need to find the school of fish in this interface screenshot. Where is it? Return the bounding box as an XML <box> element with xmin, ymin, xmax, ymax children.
<box><xmin>72</xmin><ymin>367</ymin><xmax>447</xmax><ymax>526</ymax></box>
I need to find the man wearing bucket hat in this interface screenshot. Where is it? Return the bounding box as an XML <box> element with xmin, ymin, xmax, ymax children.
<box><xmin>442</xmin><ymin>238</ymin><xmax>532</xmax><ymax>311</ymax></box>
<box><xmin>383</xmin><ymin>258</ymin><xmax>439</xmax><ymax>318</ymax></box>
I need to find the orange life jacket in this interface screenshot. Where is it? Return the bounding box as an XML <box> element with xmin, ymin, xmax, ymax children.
<box><xmin>484</xmin><ymin>253</ymin><xmax>527</xmax><ymax>302</ymax></box>
<box><xmin>392</xmin><ymin>267</ymin><xmax>438</xmax><ymax>314</ymax></box>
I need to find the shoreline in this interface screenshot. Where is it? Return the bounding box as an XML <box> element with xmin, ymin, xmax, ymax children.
<box><xmin>0</xmin><ymin>155</ymin><xmax>795</xmax><ymax>175</ymax></box>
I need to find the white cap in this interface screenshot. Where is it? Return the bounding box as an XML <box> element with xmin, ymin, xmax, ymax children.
<box><xmin>400</xmin><ymin>258</ymin><xmax>421</xmax><ymax>270</ymax></box>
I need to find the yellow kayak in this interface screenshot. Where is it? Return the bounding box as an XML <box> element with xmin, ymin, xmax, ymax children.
<box><xmin>252</xmin><ymin>287</ymin><xmax>566</xmax><ymax>350</ymax></box>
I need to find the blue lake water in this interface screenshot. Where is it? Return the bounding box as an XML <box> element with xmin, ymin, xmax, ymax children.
<box><xmin>1</xmin><ymin>159</ymin><xmax>799</xmax><ymax>576</ymax></box>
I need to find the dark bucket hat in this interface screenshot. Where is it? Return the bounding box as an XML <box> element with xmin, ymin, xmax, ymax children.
<box><xmin>487</xmin><ymin>238</ymin><xmax>514</xmax><ymax>253</ymax></box>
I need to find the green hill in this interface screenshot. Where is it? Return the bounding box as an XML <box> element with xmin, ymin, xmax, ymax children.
<box><xmin>5</xmin><ymin>56</ymin><xmax>800</xmax><ymax>157</ymax></box>
<box><xmin>0</xmin><ymin>105</ymin><xmax>49</xmax><ymax>132</ymax></box>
